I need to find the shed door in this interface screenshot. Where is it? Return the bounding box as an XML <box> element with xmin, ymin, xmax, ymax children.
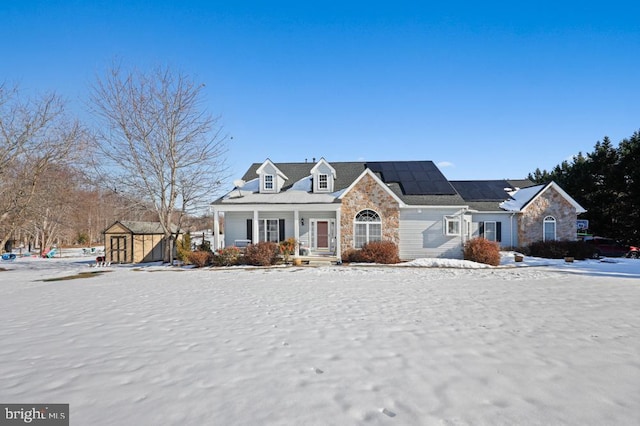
<box><xmin>110</xmin><ymin>236</ymin><xmax>127</xmax><ymax>263</ymax></box>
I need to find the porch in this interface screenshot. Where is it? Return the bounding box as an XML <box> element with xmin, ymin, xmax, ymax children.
<box><xmin>211</xmin><ymin>205</ymin><xmax>342</xmax><ymax>260</ymax></box>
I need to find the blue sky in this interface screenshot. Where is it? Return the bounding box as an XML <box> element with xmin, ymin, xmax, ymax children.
<box><xmin>3</xmin><ymin>1</ymin><xmax>639</xmax><ymax>183</ymax></box>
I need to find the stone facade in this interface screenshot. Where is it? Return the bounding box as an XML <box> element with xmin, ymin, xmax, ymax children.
<box><xmin>518</xmin><ymin>187</ymin><xmax>577</xmax><ymax>246</ymax></box>
<box><xmin>340</xmin><ymin>173</ymin><xmax>400</xmax><ymax>253</ymax></box>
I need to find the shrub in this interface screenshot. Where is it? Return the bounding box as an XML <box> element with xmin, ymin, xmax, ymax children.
<box><xmin>176</xmin><ymin>234</ymin><xmax>192</xmax><ymax>263</ymax></box>
<box><xmin>464</xmin><ymin>237</ymin><xmax>500</xmax><ymax>266</ymax></box>
<box><xmin>187</xmin><ymin>250</ymin><xmax>213</xmax><ymax>267</ymax></box>
<box><xmin>361</xmin><ymin>240</ymin><xmax>401</xmax><ymax>264</ymax></box>
<box><xmin>244</xmin><ymin>241</ymin><xmax>279</xmax><ymax>266</ymax></box>
<box><xmin>525</xmin><ymin>240</ymin><xmax>596</xmax><ymax>260</ymax></box>
<box><xmin>342</xmin><ymin>241</ymin><xmax>400</xmax><ymax>264</ymax></box>
<box><xmin>198</xmin><ymin>239</ymin><xmax>212</xmax><ymax>252</ymax></box>
<box><xmin>213</xmin><ymin>246</ymin><xmax>242</xmax><ymax>266</ymax></box>
<box><xmin>341</xmin><ymin>248</ymin><xmax>362</xmax><ymax>263</ymax></box>
<box><xmin>279</xmin><ymin>237</ymin><xmax>297</xmax><ymax>262</ymax></box>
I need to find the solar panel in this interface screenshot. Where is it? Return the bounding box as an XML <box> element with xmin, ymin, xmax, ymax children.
<box><xmin>367</xmin><ymin>161</ymin><xmax>457</xmax><ymax>195</ymax></box>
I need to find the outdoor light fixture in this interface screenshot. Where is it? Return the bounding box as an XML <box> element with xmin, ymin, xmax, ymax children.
<box><xmin>300</xmin><ymin>218</ymin><xmax>304</xmax><ymax>226</ymax></box>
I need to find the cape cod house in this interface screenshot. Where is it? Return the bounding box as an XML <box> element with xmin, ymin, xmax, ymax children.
<box><xmin>210</xmin><ymin>159</ymin><xmax>586</xmax><ymax>261</ymax></box>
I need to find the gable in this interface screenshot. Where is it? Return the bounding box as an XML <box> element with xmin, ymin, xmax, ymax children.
<box><xmin>501</xmin><ymin>182</ymin><xmax>586</xmax><ymax>214</ymax></box>
<box><xmin>338</xmin><ymin>169</ymin><xmax>405</xmax><ymax>206</ymax></box>
<box><xmin>104</xmin><ymin>222</ymin><xmax>131</xmax><ymax>234</ymax></box>
<box><xmin>310</xmin><ymin>158</ymin><xmax>337</xmax><ymax>193</ymax></box>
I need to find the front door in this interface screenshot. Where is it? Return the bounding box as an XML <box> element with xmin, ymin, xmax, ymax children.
<box><xmin>317</xmin><ymin>221</ymin><xmax>329</xmax><ymax>249</ymax></box>
<box><xmin>311</xmin><ymin>219</ymin><xmax>335</xmax><ymax>253</ymax></box>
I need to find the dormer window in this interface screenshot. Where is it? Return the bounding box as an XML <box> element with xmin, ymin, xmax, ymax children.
<box><xmin>264</xmin><ymin>174</ymin><xmax>274</xmax><ymax>191</ymax></box>
<box><xmin>310</xmin><ymin>158</ymin><xmax>336</xmax><ymax>193</ymax></box>
<box><xmin>256</xmin><ymin>159</ymin><xmax>288</xmax><ymax>194</ymax></box>
<box><xmin>318</xmin><ymin>174</ymin><xmax>328</xmax><ymax>190</ymax></box>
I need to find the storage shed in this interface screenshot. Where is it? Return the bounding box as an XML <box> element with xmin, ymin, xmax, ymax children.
<box><xmin>103</xmin><ymin>221</ymin><xmax>181</xmax><ymax>264</ymax></box>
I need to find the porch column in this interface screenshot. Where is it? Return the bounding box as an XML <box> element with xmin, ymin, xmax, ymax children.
<box><xmin>252</xmin><ymin>210</ymin><xmax>259</xmax><ymax>243</ymax></box>
<box><xmin>294</xmin><ymin>210</ymin><xmax>300</xmax><ymax>256</ymax></box>
<box><xmin>335</xmin><ymin>208</ymin><xmax>341</xmax><ymax>261</ymax></box>
<box><xmin>212</xmin><ymin>208</ymin><xmax>220</xmax><ymax>251</ymax></box>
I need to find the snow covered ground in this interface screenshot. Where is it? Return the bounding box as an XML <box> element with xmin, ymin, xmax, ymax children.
<box><xmin>1</xmin><ymin>252</ymin><xmax>639</xmax><ymax>425</ymax></box>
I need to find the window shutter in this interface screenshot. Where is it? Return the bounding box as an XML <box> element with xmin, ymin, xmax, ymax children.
<box><xmin>479</xmin><ymin>222</ymin><xmax>484</xmax><ymax>238</ymax></box>
<box><xmin>279</xmin><ymin>219</ymin><xmax>285</xmax><ymax>241</ymax></box>
<box><xmin>246</xmin><ymin>219</ymin><xmax>253</xmax><ymax>241</ymax></box>
<box><xmin>496</xmin><ymin>222</ymin><xmax>502</xmax><ymax>242</ymax></box>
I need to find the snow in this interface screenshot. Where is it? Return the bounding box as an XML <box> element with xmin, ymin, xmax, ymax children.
<box><xmin>1</xmin><ymin>251</ymin><xmax>639</xmax><ymax>425</ymax></box>
<box><xmin>500</xmin><ymin>184</ymin><xmax>544</xmax><ymax>212</ymax></box>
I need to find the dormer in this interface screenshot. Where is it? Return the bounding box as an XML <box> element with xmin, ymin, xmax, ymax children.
<box><xmin>310</xmin><ymin>158</ymin><xmax>336</xmax><ymax>193</ymax></box>
<box><xmin>256</xmin><ymin>159</ymin><xmax>288</xmax><ymax>193</ymax></box>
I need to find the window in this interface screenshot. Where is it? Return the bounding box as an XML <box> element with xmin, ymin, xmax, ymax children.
<box><xmin>258</xmin><ymin>219</ymin><xmax>282</xmax><ymax>242</ymax></box>
<box><xmin>479</xmin><ymin>221</ymin><xmax>501</xmax><ymax>242</ymax></box>
<box><xmin>264</xmin><ymin>174</ymin><xmax>274</xmax><ymax>191</ymax></box>
<box><xmin>543</xmin><ymin>216</ymin><xmax>556</xmax><ymax>241</ymax></box>
<box><xmin>318</xmin><ymin>174</ymin><xmax>328</xmax><ymax>190</ymax></box>
<box><xmin>444</xmin><ymin>216</ymin><xmax>460</xmax><ymax>236</ymax></box>
<box><xmin>354</xmin><ymin>209</ymin><xmax>382</xmax><ymax>248</ymax></box>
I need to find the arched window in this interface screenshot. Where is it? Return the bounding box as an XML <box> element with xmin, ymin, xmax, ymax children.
<box><xmin>354</xmin><ymin>209</ymin><xmax>382</xmax><ymax>248</ymax></box>
<box><xmin>543</xmin><ymin>216</ymin><xmax>556</xmax><ymax>241</ymax></box>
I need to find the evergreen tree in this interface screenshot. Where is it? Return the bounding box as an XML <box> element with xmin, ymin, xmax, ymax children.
<box><xmin>529</xmin><ymin>132</ymin><xmax>640</xmax><ymax>245</ymax></box>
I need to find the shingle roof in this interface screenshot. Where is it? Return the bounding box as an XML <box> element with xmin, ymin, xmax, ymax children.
<box><xmin>117</xmin><ymin>221</ymin><xmax>178</xmax><ymax>234</ymax></box>
<box><xmin>216</xmin><ymin>160</ymin><xmax>532</xmax><ymax>208</ymax></box>
<box><xmin>241</xmin><ymin>161</ymin><xmax>367</xmax><ymax>192</ymax></box>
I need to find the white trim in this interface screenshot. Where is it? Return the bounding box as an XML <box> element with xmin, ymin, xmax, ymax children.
<box><xmin>310</xmin><ymin>218</ymin><xmax>335</xmax><ymax>251</ymax></box>
<box><xmin>212</xmin><ymin>204</ymin><xmax>341</xmax><ymax>212</ymax></box>
<box><xmin>483</xmin><ymin>221</ymin><xmax>497</xmax><ymax>242</ymax></box>
<box><xmin>353</xmin><ymin>209</ymin><xmax>382</xmax><ymax>248</ymax></box>
<box><xmin>256</xmin><ymin>158</ymin><xmax>288</xmax><ymax>180</ymax></box>
<box><xmin>523</xmin><ymin>182</ymin><xmax>587</xmax><ymax>214</ymax></box>
<box><xmin>310</xmin><ymin>158</ymin><xmax>336</xmax><ymax>178</ymax></box>
<box><xmin>444</xmin><ymin>215</ymin><xmax>461</xmax><ymax>236</ymax></box>
<box><xmin>263</xmin><ymin>174</ymin><xmax>274</xmax><ymax>191</ymax></box>
<box><xmin>338</xmin><ymin>168</ymin><xmax>405</xmax><ymax>206</ymax></box>
<box><xmin>543</xmin><ymin>215</ymin><xmax>557</xmax><ymax>241</ymax></box>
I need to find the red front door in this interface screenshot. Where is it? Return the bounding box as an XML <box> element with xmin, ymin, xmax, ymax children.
<box><xmin>317</xmin><ymin>221</ymin><xmax>329</xmax><ymax>249</ymax></box>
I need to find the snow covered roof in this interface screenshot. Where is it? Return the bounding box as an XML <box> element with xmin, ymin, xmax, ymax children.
<box><xmin>499</xmin><ymin>182</ymin><xmax>587</xmax><ymax>213</ymax></box>
<box><xmin>499</xmin><ymin>184</ymin><xmax>546</xmax><ymax>211</ymax></box>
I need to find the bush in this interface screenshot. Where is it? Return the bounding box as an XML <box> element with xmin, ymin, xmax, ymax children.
<box><xmin>213</xmin><ymin>246</ymin><xmax>242</xmax><ymax>266</ymax></box>
<box><xmin>177</xmin><ymin>234</ymin><xmax>192</xmax><ymax>263</ymax></box>
<box><xmin>243</xmin><ymin>241</ymin><xmax>279</xmax><ymax>266</ymax></box>
<box><xmin>341</xmin><ymin>248</ymin><xmax>362</xmax><ymax>263</ymax></box>
<box><xmin>187</xmin><ymin>250</ymin><xmax>213</xmax><ymax>267</ymax></box>
<box><xmin>524</xmin><ymin>240</ymin><xmax>596</xmax><ymax>260</ymax></box>
<box><xmin>342</xmin><ymin>241</ymin><xmax>400</xmax><ymax>264</ymax></box>
<box><xmin>198</xmin><ymin>239</ymin><xmax>212</xmax><ymax>252</ymax></box>
<box><xmin>279</xmin><ymin>237</ymin><xmax>297</xmax><ymax>262</ymax></box>
<box><xmin>464</xmin><ymin>237</ymin><xmax>501</xmax><ymax>266</ymax></box>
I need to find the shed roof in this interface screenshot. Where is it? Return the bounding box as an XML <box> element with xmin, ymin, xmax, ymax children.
<box><xmin>106</xmin><ymin>221</ymin><xmax>179</xmax><ymax>234</ymax></box>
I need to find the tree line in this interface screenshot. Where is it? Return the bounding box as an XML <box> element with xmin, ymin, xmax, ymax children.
<box><xmin>529</xmin><ymin>131</ymin><xmax>640</xmax><ymax>245</ymax></box>
<box><xmin>0</xmin><ymin>64</ymin><xmax>228</xmax><ymax>260</ymax></box>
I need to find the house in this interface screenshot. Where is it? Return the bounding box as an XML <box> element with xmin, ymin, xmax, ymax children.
<box><xmin>103</xmin><ymin>221</ymin><xmax>181</xmax><ymax>264</ymax></box>
<box><xmin>210</xmin><ymin>159</ymin><xmax>586</xmax><ymax>261</ymax></box>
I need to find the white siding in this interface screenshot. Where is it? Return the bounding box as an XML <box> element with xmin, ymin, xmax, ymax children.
<box><xmin>399</xmin><ymin>209</ymin><xmax>464</xmax><ymax>260</ymax></box>
<box><xmin>224</xmin><ymin>210</ymin><xmax>337</xmax><ymax>248</ymax></box>
<box><xmin>472</xmin><ymin>213</ymin><xmax>518</xmax><ymax>248</ymax></box>
<box><xmin>224</xmin><ymin>212</ymin><xmax>252</xmax><ymax>246</ymax></box>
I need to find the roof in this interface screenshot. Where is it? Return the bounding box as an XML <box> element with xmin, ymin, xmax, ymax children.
<box><xmin>108</xmin><ymin>221</ymin><xmax>179</xmax><ymax>234</ymax></box>
<box><xmin>449</xmin><ymin>179</ymin><xmax>536</xmax><ymax>211</ymax></box>
<box><xmin>213</xmin><ymin>160</ymin><xmax>536</xmax><ymax>209</ymax></box>
<box><xmin>499</xmin><ymin>182</ymin><xmax>587</xmax><ymax>214</ymax></box>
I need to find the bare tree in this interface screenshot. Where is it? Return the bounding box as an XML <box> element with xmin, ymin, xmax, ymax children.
<box><xmin>90</xmin><ymin>65</ymin><xmax>227</xmax><ymax>262</ymax></box>
<box><xmin>0</xmin><ymin>83</ymin><xmax>86</xmax><ymax>252</ymax></box>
